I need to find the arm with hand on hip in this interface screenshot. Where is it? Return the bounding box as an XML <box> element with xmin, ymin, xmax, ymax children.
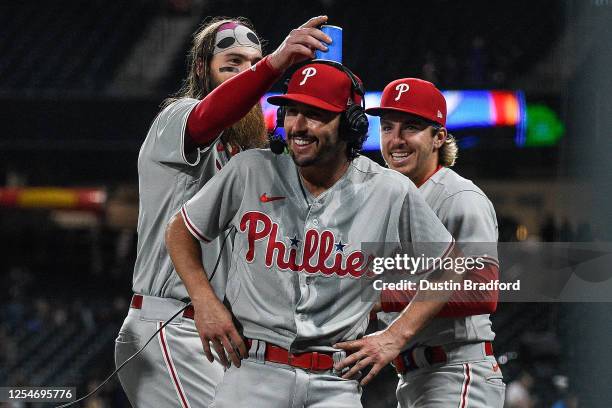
<box><xmin>334</xmin><ymin>245</ymin><xmax>465</xmax><ymax>385</ymax></box>
<box><xmin>165</xmin><ymin>213</ymin><xmax>247</xmax><ymax>368</ymax></box>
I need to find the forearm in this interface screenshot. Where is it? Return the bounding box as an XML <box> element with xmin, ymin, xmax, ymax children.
<box><xmin>165</xmin><ymin>212</ymin><xmax>219</xmax><ymax>304</ymax></box>
<box><xmin>387</xmin><ymin>259</ymin><xmax>466</xmax><ymax>345</ymax></box>
<box><xmin>437</xmin><ymin>263</ymin><xmax>498</xmax><ymax>316</ymax></box>
<box><xmin>334</xmin><ymin>265</ymin><xmax>464</xmax><ymax>385</ymax></box>
<box><xmin>381</xmin><ymin>264</ymin><xmax>499</xmax><ymax>316</ymax></box>
<box><xmin>186</xmin><ymin>56</ymin><xmax>282</xmax><ymax>144</ymax></box>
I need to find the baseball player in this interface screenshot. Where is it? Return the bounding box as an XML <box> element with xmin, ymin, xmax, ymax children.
<box><xmin>114</xmin><ymin>15</ymin><xmax>334</xmax><ymax>408</ymax></box>
<box><xmin>361</xmin><ymin>78</ymin><xmax>506</xmax><ymax>407</ymax></box>
<box><xmin>165</xmin><ymin>61</ymin><xmax>462</xmax><ymax>407</ymax></box>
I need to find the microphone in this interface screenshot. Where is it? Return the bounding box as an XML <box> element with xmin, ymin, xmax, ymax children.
<box><xmin>269</xmin><ymin>106</ymin><xmax>287</xmax><ymax>155</ymax></box>
<box><xmin>269</xmin><ymin>135</ymin><xmax>287</xmax><ymax>155</ymax></box>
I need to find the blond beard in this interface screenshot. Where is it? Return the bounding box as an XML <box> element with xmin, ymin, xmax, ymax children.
<box><xmin>222</xmin><ymin>103</ymin><xmax>268</xmax><ymax>150</ymax></box>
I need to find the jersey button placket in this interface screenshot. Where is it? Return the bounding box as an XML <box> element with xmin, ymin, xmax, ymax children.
<box><xmin>300</xmin><ymin>274</ymin><xmax>308</xmax><ymax>289</ymax></box>
<box><xmin>310</xmin><ymin>198</ymin><xmax>323</xmax><ymax>227</ymax></box>
<box><xmin>296</xmin><ymin>266</ymin><xmax>311</xmax><ymax>325</ymax></box>
<box><xmin>297</xmin><ymin>203</ymin><xmax>317</xmax><ymax>328</ymax></box>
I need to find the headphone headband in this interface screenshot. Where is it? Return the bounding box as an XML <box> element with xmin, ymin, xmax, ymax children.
<box><xmin>274</xmin><ymin>59</ymin><xmax>369</xmax><ymax>158</ymax></box>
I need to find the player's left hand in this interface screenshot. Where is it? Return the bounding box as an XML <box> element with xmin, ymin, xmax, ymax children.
<box><xmin>333</xmin><ymin>329</ymin><xmax>404</xmax><ymax>385</ymax></box>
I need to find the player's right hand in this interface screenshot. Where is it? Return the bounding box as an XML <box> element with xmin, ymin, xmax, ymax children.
<box><xmin>192</xmin><ymin>296</ymin><xmax>247</xmax><ymax>368</ymax></box>
<box><xmin>268</xmin><ymin>15</ymin><xmax>332</xmax><ymax>72</ymax></box>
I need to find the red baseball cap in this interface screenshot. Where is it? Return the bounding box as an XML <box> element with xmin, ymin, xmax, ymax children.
<box><xmin>267</xmin><ymin>62</ymin><xmax>363</xmax><ymax>113</ymax></box>
<box><xmin>365</xmin><ymin>78</ymin><xmax>447</xmax><ymax>126</ymax></box>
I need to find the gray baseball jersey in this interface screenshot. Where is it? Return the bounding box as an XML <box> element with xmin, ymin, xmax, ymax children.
<box><xmin>133</xmin><ymin>98</ymin><xmax>238</xmax><ymax>300</ymax></box>
<box><xmin>381</xmin><ymin>167</ymin><xmax>499</xmax><ymax>347</ymax></box>
<box><xmin>181</xmin><ymin>149</ymin><xmax>454</xmax><ymax>353</ymax></box>
<box><xmin>117</xmin><ymin>98</ymin><xmax>240</xmax><ymax>408</ymax></box>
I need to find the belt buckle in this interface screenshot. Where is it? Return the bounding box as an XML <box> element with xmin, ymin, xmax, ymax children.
<box><xmin>310</xmin><ymin>352</ymin><xmax>319</xmax><ymax>370</ymax></box>
<box><xmin>288</xmin><ymin>351</ymin><xmax>312</xmax><ymax>370</ymax></box>
<box><xmin>424</xmin><ymin>346</ymin><xmax>434</xmax><ymax>364</ymax></box>
<box><xmin>401</xmin><ymin>348</ymin><xmax>416</xmax><ymax>372</ymax></box>
<box><xmin>287</xmin><ymin>352</ymin><xmax>295</xmax><ymax>367</ymax></box>
<box><xmin>287</xmin><ymin>352</ymin><xmax>304</xmax><ymax>368</ymax></box>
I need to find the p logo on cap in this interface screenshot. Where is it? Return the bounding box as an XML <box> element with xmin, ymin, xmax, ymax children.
<box><xmin>299</xmin><ymin>67</ymin><xmax>318</xmax><ymax>86</ymax></box>
<box><xmin>267</xmin><ymin>62</ymin><xmax>363</xmax><ymax>113</ymax></box>
<box><xmin>394</xmin><ymin>83</ymin><xmax>410</xmax><ymax>101</ymax></box>
<box><xmin>365</xmin><ymin>78</ymin><xmax>447</xmax><ymax>126</ymax></box>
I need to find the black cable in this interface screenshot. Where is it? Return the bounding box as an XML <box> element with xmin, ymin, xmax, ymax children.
<box><xmin>55</xmin><ymin>303</ymin><xmax>189</xmax><ymax>408</ymax></box>
<box><xmin>208</xmin><ymin>226</ymin><xmax>235</xmax><ymax>282</ymax></box>
<box><xmin>55</xmin><ymin>226</ymin><xmax>235</xmax><ymax>408</ymax></box>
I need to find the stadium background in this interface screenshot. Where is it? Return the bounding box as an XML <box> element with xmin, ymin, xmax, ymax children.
<box><xmin>1</xmin><ymin>0</ymin><xmax>611</xmax><ymax>407</ymax></box>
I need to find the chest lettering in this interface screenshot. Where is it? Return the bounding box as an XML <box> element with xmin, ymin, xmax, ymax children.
<box><xmin>239</xmin><ymin>211</ymin><xmax>373</xmax><ymax>278</ymax></box>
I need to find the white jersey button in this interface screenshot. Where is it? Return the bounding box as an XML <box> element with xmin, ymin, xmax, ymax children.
<box><xmin>312</xmin><ymin>219</ymin><xmax>319</xmax><ymax>226</ymax></box>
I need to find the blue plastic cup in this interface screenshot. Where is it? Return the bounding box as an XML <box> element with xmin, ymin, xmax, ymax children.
<box><xmin>315</xmin><ymin>25</ymin><xmax>342</xmax><ymax>63</ymax></box>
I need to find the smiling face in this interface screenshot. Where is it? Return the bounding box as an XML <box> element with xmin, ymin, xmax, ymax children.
<box><xmin>380</xmin><ymin>111</ymin><xmax>446</xmax><ymax>185</ymax></box>
<box><xmin>283</xmin><ymin>102</ymin><xmax>344</xmax><ymax>168</ymax></box>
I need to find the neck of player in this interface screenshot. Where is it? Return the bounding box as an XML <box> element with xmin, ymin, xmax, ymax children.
<box><xmin>414</xmin><ymin>157</ymin><xmax>440</xmax><ymax>187</ymax></box>
<box><xmin>299</xmin><ymin>157</ymin><xmax>350</xmax><ymax>197</ymax></box>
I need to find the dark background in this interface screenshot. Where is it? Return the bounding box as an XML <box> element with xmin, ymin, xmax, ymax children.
<box><xmin>1</xmin><ymin>0</ymin><xmax>611</xmax><ymax>407</ymax></box>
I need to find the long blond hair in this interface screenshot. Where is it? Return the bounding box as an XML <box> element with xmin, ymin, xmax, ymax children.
<box><xmin>438</xmin><ymin>130</ymin><xmax>458</xmax><ymax>167</ymax></box>
<box><xmin>162</xmin><ymin>16</ymin><xmax>260</xmax><ymax>108</ymax></box>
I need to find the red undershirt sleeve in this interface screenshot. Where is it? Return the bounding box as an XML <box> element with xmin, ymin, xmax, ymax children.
<box><xmin>186</xmin><ymin>55</ymin><xmax>282</xmax><ymax>145</ymax></box>
<box><xmin>380</xmin><ymin>263</ymin><xmax>499</xmax><ymax>317</ymax></box>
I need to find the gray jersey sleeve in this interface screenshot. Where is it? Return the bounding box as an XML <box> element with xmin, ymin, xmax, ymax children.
<box><xmin>438</xmin><ymin>191</ymin><xmax>498</xmax><ymax>261</ymax></box>
<box><xmin>149</xmin><ymin>98</ymin><xmax>205</xmax><ymax>167</ymax></box>
<box><xmin>398</xmin><ymin>189</ymin><xmax>454</xmax><ymax>275</ymax></box>
<box><xmin>181</xmin><ymin>157</ymin><xmax>245</xmax><ymax>242</ymax></box>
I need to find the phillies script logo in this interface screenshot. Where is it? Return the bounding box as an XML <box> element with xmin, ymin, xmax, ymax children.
<box><xmin>299</xmin><ymin>67</ymin><xmax>317</xmax><ymax>86</ymax></box>
<box><xmin>239</xmin><ymin>211</ymin><xmax>374</xmax><ymax>278</ymax></box>
<box><xmin>395</xmin><ymin>83</ymin><xmax>410</xmax><ymax>101</ymax></box>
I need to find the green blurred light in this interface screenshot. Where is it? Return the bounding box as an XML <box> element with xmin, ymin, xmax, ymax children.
<box><xmin>525</xmin><ymin>104</ymin><xmax>565</xmax><ymax>147</ymax></box>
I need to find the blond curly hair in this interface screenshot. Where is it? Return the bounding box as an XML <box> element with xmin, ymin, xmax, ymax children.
<box><xmin>439</xmin><ymin>132</ymin><xmax>458</xmax><ymax>167</ymax></box>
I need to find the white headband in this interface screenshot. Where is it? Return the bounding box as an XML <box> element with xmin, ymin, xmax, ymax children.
<box><xmin>213</xmin><ymin>23</ymin><xmax>262</xmax><ymax>55</ymax></box>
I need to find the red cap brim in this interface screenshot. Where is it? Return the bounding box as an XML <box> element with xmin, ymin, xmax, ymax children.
<box><xmin>267</xmin><ymin>93</ymin><xmax>344</xmax><ymax>113</ymax></box>
<box><xmin>365</xmin><ymin>106</ymin><xmax>444</xmax><ymax>125</ymax></box>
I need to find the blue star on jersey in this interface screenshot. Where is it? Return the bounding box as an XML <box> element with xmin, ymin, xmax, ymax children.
<box><xmin>290</xmin><ymin>235</ymin><xmax>301</xmax><ymax>247</ymax></box>
<box><xmin>335</xmin><ymin>241</ymin><xmax>346</xmax><ymax>252</ymax></box>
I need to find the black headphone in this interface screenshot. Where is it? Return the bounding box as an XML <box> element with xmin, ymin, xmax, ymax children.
<box><xmin>274</xmin><ymin>59</ymin><xmax>369</xmax><ymax>141</ymax></box>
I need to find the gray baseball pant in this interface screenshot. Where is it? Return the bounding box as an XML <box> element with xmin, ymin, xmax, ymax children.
<box><xmin>115</xmin><ymin>295</ymin><xmax>224</xmax><ymax>408</ymax></box>
<box><xmin>210</xmin><ymin>340</ymin><xmax>362</xmax><ymax>408</ymax></box>
<box><xmin>396</xmin><ymin>343</ymin><xmax>505</xmax><ymax>408</ymax></box>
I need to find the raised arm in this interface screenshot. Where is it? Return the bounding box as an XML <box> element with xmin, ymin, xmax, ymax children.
<box><xmin>187</xmin><ymin>15</ymin><xmax>333</xmax><ymax>144</ymax></box>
